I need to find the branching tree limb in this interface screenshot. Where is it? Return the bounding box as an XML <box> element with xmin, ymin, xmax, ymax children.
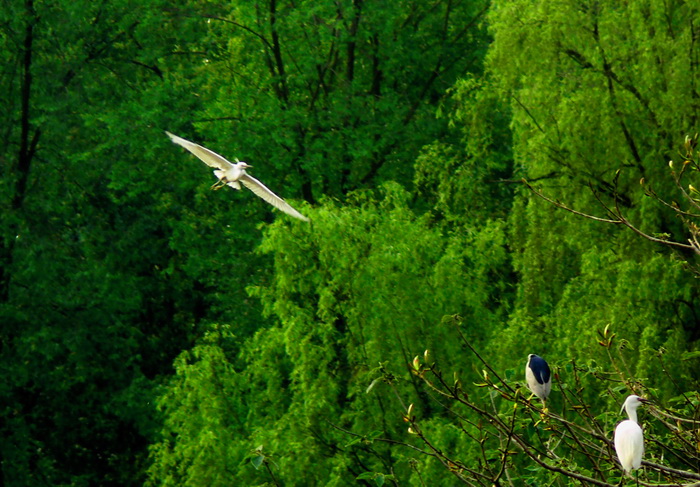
<box><xmin>350</xmin><ymin>317</ymin><xmax>700</xmax><ymax>485</ymax></box>
<box><xmin>523</xmin><ymin>135</ymin><xmax>700</xmax><ymax>262</ymax></box>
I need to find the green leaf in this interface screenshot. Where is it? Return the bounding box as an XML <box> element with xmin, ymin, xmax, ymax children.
<box><xmin>356</xmin><ymin>472</ymin><xmax>375</xmax><ymax>480</ymax></box>
<box><xmin>366</xmin><ymin>377</ymin><xmax>381</xmax><ymax>394</ymax></box>
<box><xmin>251</xmin><ymin>455</ymin><xmax>264</xmax><ymax>470</ymax></box>
<box><xmin>681</xmin><ymin>351</ymin><xmax>700</xmax><ymax>361</ymax></box>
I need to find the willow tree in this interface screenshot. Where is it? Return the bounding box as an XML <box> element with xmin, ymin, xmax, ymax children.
<box><xmin>480</xmin><ymin>0</ymin><xmax>700</xmax><ymax>387</ymax></box>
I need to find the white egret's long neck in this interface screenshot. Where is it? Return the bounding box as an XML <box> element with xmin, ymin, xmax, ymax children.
<box><xmin>626</xmin><ymin>406</ymin><xmax>639</xmax><ymax>424</ymax></box>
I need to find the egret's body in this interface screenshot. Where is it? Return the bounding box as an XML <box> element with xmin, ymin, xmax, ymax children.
<box><xmin>525</xmin><ymin>354</ymin><xmax>551</xmax><ymax>402</ymax></box>
<box><xmin>213</xmin><ymin>166</ymin><xmax>246</xmax><ymax>190</ymax></box>
<box><xmin>166</xmin><ymin>132</ymin><xmax>309</xmax><ymax>221</ymax></box>
<box><xmin>614</xmin><ymin>395</ymin><xmax>647</xmax><ymax>474</ymax></box>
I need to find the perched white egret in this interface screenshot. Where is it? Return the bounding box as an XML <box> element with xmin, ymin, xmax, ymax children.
<box><xmin>525</xmin><ymin>354</ymin><xmax>552</xmax><ymax>403</ymax></box>
<box><xmin>166</xmin><ymin>132</ymin><xmax>310</xmax><ymax>222</ymax></box>
<box><xmin>614</xmin><ymin>395</ymin><xmax>648</xmax><ymax>475</ymax></box>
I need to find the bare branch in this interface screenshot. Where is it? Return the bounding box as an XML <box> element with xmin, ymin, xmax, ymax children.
<box><xmin>523</xmin><ymin>179</ymin><xmax>622</xmax><ymax>223</ymax></box>
<box><xmin>525</xmin><ymin>176</ymin><xmax>699</xmax><ymax>253</ymax></box>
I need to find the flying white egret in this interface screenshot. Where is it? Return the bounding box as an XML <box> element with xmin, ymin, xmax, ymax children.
<box><xmin>166</xmin><ymin>132</ymin><xmax>310</xmax><ymax>222</ymax></box>
<box><xmin>525</xmin><ymin>354</ymin><xmax>552</xmax><ymax>404</ymax></box>
<box><xmin>614</xmin><ymin>395</ymin><xmax>648</xmax><ymax>475</ymax></box>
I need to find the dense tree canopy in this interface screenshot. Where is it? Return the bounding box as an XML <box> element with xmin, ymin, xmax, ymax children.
<box><xmin>1</xmin><ymin>0</ymin><xmax>699</xmax><ymax>486</ymax></box>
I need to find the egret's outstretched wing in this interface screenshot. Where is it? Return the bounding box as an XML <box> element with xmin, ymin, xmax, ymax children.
<box><xmin>240</xmin><ymin>174</ymin><xmax>309</xmax><ymax>221</ymax></box>
<box><xmin>166</xmin><ymin>132</ymin><xmax>233</xmax><ymax>170</ymax></box>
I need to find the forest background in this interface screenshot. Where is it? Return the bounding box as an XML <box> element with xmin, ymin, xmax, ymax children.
<box><xmin>2</xmin><ymin>0</ymin><xmax>700</xmax><ymax>485</ymax></box>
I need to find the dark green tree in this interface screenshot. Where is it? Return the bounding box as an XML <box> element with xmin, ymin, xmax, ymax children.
<box><xmin>0</xmin><ymin>0</ymin><xmax>216</xmax><ymax>484</ymax></box>
<box><xmin>166</xmin><ymin>0</ymin><xmax>489</xmax><ymax>197</ymax></box>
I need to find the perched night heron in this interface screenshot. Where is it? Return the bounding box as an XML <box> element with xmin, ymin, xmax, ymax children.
<box><xmin>525</xmin><ymin>354</ymin><xmax>552</xmax><ymax>403</ymax></box>
<box><xmin>614</xmin><ymin>395</ymin><xmax>648</xmax><ymax>475</ymax></box>
<box><xmin>166</xmin><ymin>132</ymin><xmax>309</xmax><ymax>222</ymax></box>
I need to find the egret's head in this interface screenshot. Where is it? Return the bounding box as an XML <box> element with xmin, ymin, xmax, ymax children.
<box><xmin>621</xmin><ymin>395</ymin><xmax>647</xmax><ymax>414</ymax></box>
<box><xmin>238</xmin><ymin>161</ymin><xmax>252</xmax><ymax>169</ymax></box>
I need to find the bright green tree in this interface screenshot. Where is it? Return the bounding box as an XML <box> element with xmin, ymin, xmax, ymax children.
<box><xmin>148</xmin><ymin>183</ymin><xmax>512</xmax><ymax>485</ymax></box>
<box><xmin>482</xmin><ymin>0</ymin><xmax>700</xmax><ymax>386</ymax></box>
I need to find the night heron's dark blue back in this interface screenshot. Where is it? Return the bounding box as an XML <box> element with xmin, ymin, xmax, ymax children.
<box><xmin>528</xmin><ymin>355</ymin><xmax>550</xmax><ymax>384</ymax></box>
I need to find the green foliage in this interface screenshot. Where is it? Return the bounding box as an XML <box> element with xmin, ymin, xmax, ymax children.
<box><xmin>147</xmin><ymin>327</ymin><xmax>246</xmax><ymax>487</ymax></box>
<box><xmin>3</xmin><ymin>0</ymin><xmax>700</xmax><ymax>485</ymax></box>
<box><xmin>403</xmin><ymin>326</ymin><xmax>700</xmax><ymax>485</ymax></box>
<box><xmin>175</xmin><ymin>0</ymin><xmax>488</xmax><ymax>198</ymax></box>
<box><xmin>355</xmin><ymin>471</ymin><xmax>396</xmax><ymax>486</ymax></box>
<box><xmin>415</xmin><ymin>74</ymin><xmax>514</xmax><ymax>223</ymax></box>
<box><xmin>0</xmin><ymin>0</ymin><xmax>227</xmax><ymax>484</ymax></box>
<box><xmin>147</xmin><ymin>185</ymin><xmax>511</xmax><ymax>485</ymax></box>
<box><xmin>483</xmin><ymin>0</ymin><xmax>700</xmax><ymax>380</ymax></box>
